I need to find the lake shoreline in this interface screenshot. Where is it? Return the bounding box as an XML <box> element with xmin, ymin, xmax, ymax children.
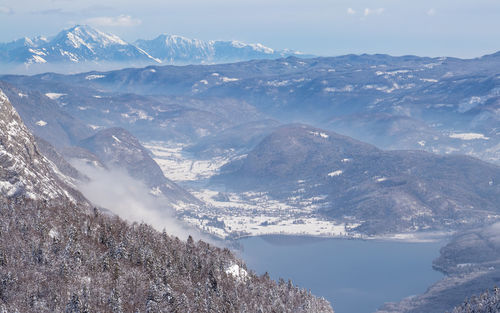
<box><xmin>236</xmin><ymin>234</ymin><xmax>447</xmax><ymax>313</ymax></box>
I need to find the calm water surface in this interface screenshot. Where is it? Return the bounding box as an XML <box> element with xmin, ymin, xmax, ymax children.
<box><xmin>237</xmin><ymin>235</ymin><xmax>445</xmax><ymax>313</ymax></box>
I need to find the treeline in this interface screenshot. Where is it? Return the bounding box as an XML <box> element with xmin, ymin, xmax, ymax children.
<box><xmin>0</xmin><ymin>197</ymin><xmax>333</xmax><ymax>312</ymax></box>
<box><xmin>451</xmin><ymin>287</ymin><xmax>500</xmax><ymax>313</ymax></box>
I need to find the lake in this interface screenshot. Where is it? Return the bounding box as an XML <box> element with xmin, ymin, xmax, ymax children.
<box><xmin>237</xmin><ymin>235</ymin><xmax>445</xmax><ymax>313</ymax></box>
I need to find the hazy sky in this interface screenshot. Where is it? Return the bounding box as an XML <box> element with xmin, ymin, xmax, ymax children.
<box><xmin>1</xmin><ymin>0</ymin><xmax>499</xmax><ymax>58</ymax></box>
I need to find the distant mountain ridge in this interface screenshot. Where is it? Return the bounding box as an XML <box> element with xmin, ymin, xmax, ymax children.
<box><xmin>0</xmin><ymin>25</ymin><xmax>307</xmax><ymax>73</ymax></box>
<box><xmin>134</xmin><ymin>34</ymin><xmax>306</xmax><ymax>64</ymax></box>
<box><xmin>0</xmin><ymin>25</ymin><xmax>158</xmax><ymax>67</ymax></box>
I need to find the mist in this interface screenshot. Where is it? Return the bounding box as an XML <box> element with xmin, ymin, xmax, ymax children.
<box><xmin>70</xmin><ymin>159</ymin><xmax>207</xmax><ymax>241</ymax></box>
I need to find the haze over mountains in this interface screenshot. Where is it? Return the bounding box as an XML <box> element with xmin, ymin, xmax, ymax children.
<box><xmin>0</xmin><ymin>90</ymin><xmax>334</xmax><ymax>312</ymax></box>
<box><xmin>2</xmin><ymin>25</ymin><xmax>500</xmax><ymax>311</ymax></box>
<box><xmin>0</xmin><ymin>25</ymin><xmax>306</xmax><ymax>74</ymax></box>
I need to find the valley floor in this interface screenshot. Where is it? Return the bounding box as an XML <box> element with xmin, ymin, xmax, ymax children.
<box><xmin>145</xmin><ymin>141</ymin><xmax>449</xmax><ymax>242</ymax></box>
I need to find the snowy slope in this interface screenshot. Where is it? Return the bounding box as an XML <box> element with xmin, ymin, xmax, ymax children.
<box><xmin>0</xmin><ymin>89</ymin><xmax>87</xmax><ymax>203</ymax></box>
<box><xmin>135</xmin><ymin>34</ymin><xmax>305</xmax><ymax>64</ymax></box>
<box><xmin>0</xmin><ymin>25</ymin><xmax>159</xmax><ymax>68</ymax></box>
<box><xmin>0</xmin><ymin>25</ymin><xmax>307</xmax><ymax>72</ymax></box>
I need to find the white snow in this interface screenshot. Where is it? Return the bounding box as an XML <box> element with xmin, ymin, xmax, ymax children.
<box><xmin>225</xmin><ymin>263</ymin><xmax>248</xmax><ymax>281</ymax></box>
<box><xmin>449</xmin><ymin>133</ymin><xmax>490</xmax><ymax>140</ymax></box>
<box><xmin>324</xmin><ymin>85</ymin><xmax>354</xmax><ymax>93</ymax></box>
<box><xmin>376</xmin><ymin>177</ymin><xmax>388</xmax><ymax>182</ymax></box>
<box><xmin>88</xmin><ymin>124</ymin><xmax>102</xmax><ymax>130</ymax></box>
<box><xmin>267</xmin><ymin>80</ymin><xmax>289</xmax><ymax>87</ymax></box>
<box><xmin>230</xmin><ymin>41</ymin><xmax>274</xmax><ymax>54</ymax></box>
<box><xmin>35</xmin><ymin>120</ymin><xmax>47</xmax><ymax>127</ymax></box>
<box><xmin>48</xmin><ymin>228</ymin><xmax>59</xmax><ymax>239</ymax></box>
<box><xmin>30</xmin><ymin>55</ymin><xmax>47</xmax><ymax>64</ymax></box>
<box><xmin>221</xmin><ymin>77</ymin><xmax>239</xmax><ymax>82</ymax></box>
<box><xmin>199</xmin><ymin>79</ymin><xmax>208</xmax><ymax>85</ymax></box>
<box><xmin>144</xmin><ymin>142</ymin><xmax>237</xmax><ymax>182</ymax></box>
<box><xmin>149</xmin><ymin>186</ymin><xmax>162</xmax><ymax>196</ymax></box>
<box><xmin>29</xmin><ymin>48</ymin><xmax>46</xmax><ymax>56</ymax></box>
<box><xmin>45</xmin><ymin>93</ymin><xmax>66</xmax><ymax>100</ymax></box>
<box><xmin>420</xmin><ymin>78</ymin><xmax>438</xmax><ymax>83</ymax></box>
<box><xmin>85</xmin><ymin>74</ymin><xmax>105</xmax><ymax>80</ymax></box>
<box><xmin>17</xmin><ymin>93</ymin><xmax>28</xmax><ymax>98</ymax></box>
<box><xmin>111</xmin><ymin>135</ymin><xmax>122</xmax><ymax>143</ymax></box>
<box><xmin>328</xmin><ymin>170</ymin><xmax>343</xmax><ymax>177</ymax></box>
<box><xmin>309</xmin><ymin>131</ymin><xmax>329</xmax><ymax>139</ymax></box>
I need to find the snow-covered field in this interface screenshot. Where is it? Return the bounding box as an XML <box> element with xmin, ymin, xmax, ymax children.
<box><xmin>144</xmin><ymin>141</ymin><xmax>236</xmax><ymax>182</ymax></box>
<box><xmin>145</xmin><ymin>141</ymin><xmax>363</xmax><ymax>239</ymax></box>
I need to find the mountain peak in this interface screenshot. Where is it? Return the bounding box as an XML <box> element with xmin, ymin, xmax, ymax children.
<box><xmin>54</xmin><ymin>24</ymin><xmax>128</xmax><ymax>48</ymax></box>
<box><xmin>0</xmin><ymin>26</ymin><xmax>307</xmax><ymax>72</ymax></box>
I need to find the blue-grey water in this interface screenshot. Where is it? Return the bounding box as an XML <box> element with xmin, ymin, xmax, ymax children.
<box><xmin>237</xmin><ymin>235</ymin><xmax>445</xmax><ymax>313</ymax></box>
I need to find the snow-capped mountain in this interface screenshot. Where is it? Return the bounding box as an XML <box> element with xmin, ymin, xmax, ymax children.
<box><xmin>0</xmin><ymin>89</ymin><xmax>87</xmax><ymax>203</ymax></box>
<box><xmin>0</xmin><ymin>25</ymin><xmax>308</xmax><ymax>73</ymax></box>
<box><xmin>134</xmin><ymin>34</ymin><xmax>306</xmax><ymax>64</ymax></box>
<box><xmin>0</xmin><ymin>25</ymin><xmax>159</xmax><ymax>70</ymax></box>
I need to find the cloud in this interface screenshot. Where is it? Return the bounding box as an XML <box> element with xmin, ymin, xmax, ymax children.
<box><xmin>71</xmin><ymin>160</ymin><xmax>205</xmax><ymax>241</ymax></box>
<box><xmin>347</xmin><ymin>8</ymin><xmax>356</xmax><ymax>15</ymax></box>
<box><xmin>364</xmin><ymin>8</ymin><xmax>385</xmax><ymax>16</ymax></box>
<box><xmin>427</xmin><ymin>8</ymin><xmax>436</xmax><ymax>16</ymax></box>
<box><xmin>85</xmin><ymin>14</ymin><xmax>141</xmax><ymax>27</ymax></box>
<box><xmin>0</xmin><ymin>6</ymin><xmax>13</xmax><ymax>14</ymax></box>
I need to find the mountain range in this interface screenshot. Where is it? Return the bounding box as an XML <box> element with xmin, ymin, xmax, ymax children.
<box><xmin>0</xmin><ymin>88</ymin><xmax>334</xmax><ymax>312</ymax></box>
<box><xmin>0</xmin><ymin>25</ymin><xmax>306</xmax><ymax>73</ymax></box>
<box><xmin>2</xmin><ymin>41</ymin><xmax>500</xmax><ymax>311</ymax></box>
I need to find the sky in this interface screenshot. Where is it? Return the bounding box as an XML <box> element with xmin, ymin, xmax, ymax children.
<box><xmin>0</xmin><ymin>0</ymin><xmax>499</xmax><ymax>58</ymax></box>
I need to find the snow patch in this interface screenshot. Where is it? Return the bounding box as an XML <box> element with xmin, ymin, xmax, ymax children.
<box><xmin>88</xmin><ymin>124</ymin><xmax>102</xmax><ymax>130</ymax></box>
<box><xmin>225</xmin><ymin>263</ymin><xmax>248</xmax><ymax>281</ymax></box>
<box><xmin>221</xmin><ymin>77</ymin><xmax>239</xmax><ymax>82</ymax></box>
<box><xmin>36</xmin><ymin>120</ymin><xmax>47</xmax><ymax>127</ymax></box>
<box><xmin>48</xmin><ymin>228</ymin><xmax>59</xmax><ymax>239</ymax></box>
<box><xmin>45</xmin><ymin>93</ymin><xmax>66</xmax><ymax>100</ymax></box>
<box><xmin>309</xmin><ymin>131</ymin><xmax>329</xmax><ymax>139</ymax></box>
<box><xmin>149</xmin><ymin>186</ymin><xmax>162</xmax><ymax>196</ymax></box>
<box><xmin>420</xmin><ymin>78</ymin><xmax>438</xmax><ymax>83</ymax></box>
<box><xmin>449</xmin><ymin>133</ymin><xmax>490</xmax><ymax>140</ymax></box>
<box><xmin>30</xmin><ymin>55</ymin><xmax>47</xmax><ymax>64</ymax></box>
<box><xmin>324</xmin><ymin>85</ymin><xmax>354</xmax><ymax>93</ymax></box>
<box><xmin>85</xmin><ymin>74</ymin><xmax>105</xmax><ymax>80</ymax></box>
<box><xmin>328</xmin><ymin>170</ymin><xmax>343</xmax><ymax>177</ymax></box>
